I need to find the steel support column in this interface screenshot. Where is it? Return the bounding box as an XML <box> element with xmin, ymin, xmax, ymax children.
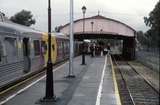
<box><xmin>67</xmin><ymin>0</ymin><xmax>75</xmax><ymax>78</ymax></box>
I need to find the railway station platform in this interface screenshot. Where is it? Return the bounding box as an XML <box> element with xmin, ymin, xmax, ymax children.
<box><xmin>1</xmin><ymin>55</ymin><xmax>121</xmax><ymax>105</ymax></box>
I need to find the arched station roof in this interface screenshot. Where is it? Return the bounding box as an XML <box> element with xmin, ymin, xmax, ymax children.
<box><xmin>59</xmin><ymin>15</ymin><xmax>136</xmax><ymax>39</ymax></box>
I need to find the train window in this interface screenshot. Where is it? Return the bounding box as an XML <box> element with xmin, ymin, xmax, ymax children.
<box><xmin>33</xmin><ymin>40</ymin><xmax>40</xmax><ymax>56</ymax></box>
<box><xmin>52</xmin><ymin>44</ymin><xmax>55</xmax><ymax>51</ymax></box>
<box><xmin>58</xmin><ymin>41</ymin><xmax>61</xmax><ymax>50</ymax></box>
<box><xmin>60</xmin><ymin>42</ymin><xmax>62</xmax><ymax>49</ymax></box>
<box><xmin>41</xmin><ymin>41</ymin><xmax>47</xmax><ymax>54</ymax></box>
<box><xmin>4</xmin><ymin>37</ymin><xmax>18</xmax><ymax>62</ymax></box>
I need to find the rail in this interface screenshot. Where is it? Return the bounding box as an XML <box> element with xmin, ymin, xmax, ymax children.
<box><xmin>112</xmin><ymin>55</ymin><xmax>159</xmax><ymax>105</ymax></box>
<box><xmin>112</xmin><ymin>55</ymin><xmax>135</xmax><ymax>105</ymax></box>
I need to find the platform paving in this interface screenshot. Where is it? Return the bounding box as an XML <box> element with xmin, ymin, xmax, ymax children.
<box><xmin>2</xmin><ymin>55</ymin><xmax>118</xmax><ymax>105</ymax></box>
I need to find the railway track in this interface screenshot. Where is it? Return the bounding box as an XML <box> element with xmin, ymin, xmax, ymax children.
<box><xmin>0</xmin><ymin>60</ymin><xmax>68</xmax><ymax>101</ymax></box>
<box><xmin>112</xmin><ymin>55</ymin><xmax>159</xmax><ymax>105</ymax></box>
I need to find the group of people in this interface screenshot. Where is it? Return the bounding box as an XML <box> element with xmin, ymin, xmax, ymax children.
<box><xmin>89</xmin><ymin>43</ymin><xmax>111</xmax><ymax>57</ymax></box>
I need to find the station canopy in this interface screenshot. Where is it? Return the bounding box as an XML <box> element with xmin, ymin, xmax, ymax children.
<box><xmin>59</xmin><ymin>15</ymin><xmax>136</xmax><ymax>39</ymax></box>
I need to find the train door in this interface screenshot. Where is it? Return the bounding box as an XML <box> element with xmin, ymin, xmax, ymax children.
<box><xmin>0</xmin><ymin>40</ymin><xmax>3</xmax><ymax>64</ymax></box>
<box><xmin>23</xmin><ymin>38</ymin><xmax>31</xmax><ymax>73</ymax></box>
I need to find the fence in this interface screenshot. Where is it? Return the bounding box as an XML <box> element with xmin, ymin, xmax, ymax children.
<box><xmin>136</xmin><ymin>44</ymin><xmax>159</xmax><ymax>72</ymax></box>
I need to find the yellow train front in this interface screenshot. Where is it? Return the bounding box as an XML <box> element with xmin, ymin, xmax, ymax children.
<box><xmin>42</xmin><ymin>32</ymin><xmax>70</xmax><ymax>66</ymax></box>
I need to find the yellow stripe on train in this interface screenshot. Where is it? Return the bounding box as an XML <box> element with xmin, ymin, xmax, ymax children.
<box><xmin>42</xmin><ymin>33</ymin><xmax>57</xmax><ymax>66</ymax></box>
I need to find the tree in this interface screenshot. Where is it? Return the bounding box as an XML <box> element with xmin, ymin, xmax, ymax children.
<box><xmin>10</xmin><ymin>10</ymin><xmax>36</xmax><ymax>26</ymax></box>
<box><xmin>55</xmin><ymin>25</ymin><xmax>63</xmax><ymax>32</ymax></box>
<box><xmin>144</xmin><ymin>1</ymin><xmax>160</xmax><ymax>30</ymax></box>
<box><xmin>144</xmin><ymin>1</ymin><xmax>160</xmax><ymax>47</ymax></box>
<box><xmin>137</xmin><ymin>31</ymin><xmax>150</xmax><ymax>46</ymax></box>
<box><xmin>55</xmin><ymin>26</ymin><xmax>60</xmax><ymax>32</ymax></box>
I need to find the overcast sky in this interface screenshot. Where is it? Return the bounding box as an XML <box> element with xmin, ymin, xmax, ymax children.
<box><xmin>0</xmin><ymin>0</ymin><xmax>158</xmax><ymax>32</ymax></box>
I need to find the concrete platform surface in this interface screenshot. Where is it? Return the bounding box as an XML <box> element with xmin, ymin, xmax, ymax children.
<box><xmin>2</xmin><ymin>55</ymin><xmax>119</xmax><ymax>105</ymax></box>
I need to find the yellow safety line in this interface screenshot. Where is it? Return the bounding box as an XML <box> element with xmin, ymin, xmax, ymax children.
<box><xmin>109</xmin><ymin>55</ymin><xmax>122</xmax><ymax>105</ymax></box>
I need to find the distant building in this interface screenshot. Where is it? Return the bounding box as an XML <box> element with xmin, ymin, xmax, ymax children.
<box><xmin>59</xmin><ymin>15</ymin><xmax>136</xmax><ymax>37</ymax></box>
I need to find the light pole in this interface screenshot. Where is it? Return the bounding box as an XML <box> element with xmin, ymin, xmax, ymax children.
<box><xmin>41</xmin><ymin>0</ymin><xmax>56</xmax><ymax>102</ymax></box>
<box><xmin>67</xmin><ymin>0</ymin><xmax>75</xmax><ymax>78</ymax></box>
<box><xmin>91</xmin><ymin>21</ymin><xmax>94</xmax><ymax>32</ymax></box>
<box><xmin>81</xmin><ymin>6</ymin><xmax>86</xmax><ymax>65</ymax></box>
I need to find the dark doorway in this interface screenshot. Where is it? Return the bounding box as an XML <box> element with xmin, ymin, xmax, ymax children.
<box><xmin>23</xmin><ymin>38</ymin><xmax>31</xmax><ymax>73</ymax></box>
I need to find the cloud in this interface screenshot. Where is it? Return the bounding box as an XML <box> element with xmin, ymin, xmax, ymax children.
<box><xmin>0</xmin><ymin>0</ymin><xmax>158</xmax><ymax>32</ymax></box>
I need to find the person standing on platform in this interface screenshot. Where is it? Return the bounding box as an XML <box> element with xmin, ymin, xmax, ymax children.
<box><xmin>107</xmin><ymin>43</ymin><xmax>111</xmax><ymax>55</ymax></box>
<box><xmin>100</xmin><ymin>45</ymin><xmax>103</xmax><ymax>56</ymax></box>
<box><xmin>90</xmin><ymin>44</ymin><xmax>94</xmax><ymax>57</ymax></box>
<box><xmin>93</xmin><ymin>43</ymin><xmax>96</xmax><ymax>57</ymax></box>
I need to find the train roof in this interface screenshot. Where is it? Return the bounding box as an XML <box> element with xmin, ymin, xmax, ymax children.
<box><xmin>43</xmin><ymin>32</ymin><xmax>69</xmax><ymax>40</ymax></box>
<box><xmin>52</xmin><ymin>32</ymin><xmax>69</xmax><ymax>39</ymax></box>
<box><xmin>0</xmin><ymin>21</ymin><xmax>42</xmax><ymax>36</ymax></box>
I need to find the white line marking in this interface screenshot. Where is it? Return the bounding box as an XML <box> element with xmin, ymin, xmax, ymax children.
<box><xmin>0</xmin><ymin>62</ymin><xmax>68</xmax><ymax>105</ymax></box>
<box><xmin>95</xmin><ymin>56</ymin><xmax>107</xmax><ymax>105</ymax></box>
